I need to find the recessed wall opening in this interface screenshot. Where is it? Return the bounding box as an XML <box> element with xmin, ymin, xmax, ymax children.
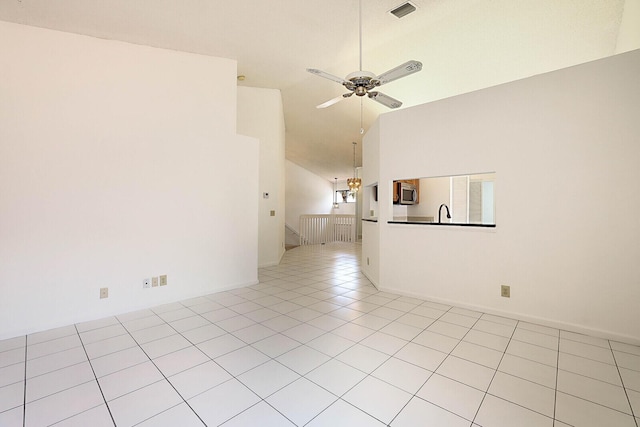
<box><xmin>389</xmin><ymin>173</ymin><xmax>496</xmax><ymax>226</ymax></box>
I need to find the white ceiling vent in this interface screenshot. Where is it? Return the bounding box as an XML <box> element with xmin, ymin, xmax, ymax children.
<box><xmin>389</xmin><ymin>2</ymin><xmax>417</xmax><ymax>18</ymax></box>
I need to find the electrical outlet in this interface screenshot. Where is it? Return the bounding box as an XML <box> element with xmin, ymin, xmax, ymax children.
<box><xmin>100</xmin><ymin>287</ymin><xmax>109</xmax><ymax>299</ymax></box>
<box><xmin>143</xmin><ymin>278</ymin><xmax>151</xmax><ymax>289</ymax></box>
<box><xmin>152</xmin><ymin>277</ymin><xmax>159</xmax><ymax>287</ymax></box>
<box><xmin>159</xmin><ymin>275</ymin><xmax>167</xmax><ymax>286</ymax></box>
<box><xmin>501</xmin><ymin>285</ymin><xmax>511</xmax><ymax>298</ymax></box>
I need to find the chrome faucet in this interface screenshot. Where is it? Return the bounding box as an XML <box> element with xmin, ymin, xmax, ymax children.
<box><xmin>438</xmin><ymin>204</ymin><xmax>451</xmax><ymax>223</ymax></box>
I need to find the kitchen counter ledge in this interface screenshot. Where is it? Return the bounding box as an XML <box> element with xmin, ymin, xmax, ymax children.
<box><xmin>388</xmin><ymin>221</ymin><xmax>495</xmax><ymax>228</ymax></box>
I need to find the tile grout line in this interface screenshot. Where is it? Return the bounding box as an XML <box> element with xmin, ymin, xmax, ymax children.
<box><xmin>470</xmin><ymin>318</ymin><xmax>520</xmax><ymax>425</ymax></box>
<box><xmin>299</xmin><ymin>328</ymin><xmax>389</xmax><ymax>425</ymax></box>
<box><xmin>20</xmin><ymin>326</ymin><xmax>124</xmax><ymax>425</ymax></box>
<box><xmin>184</xmin><ymin>299</ymin><xmax>324</xmax><ymax>426</ymax></box>
<box><xmin>558</xmin><ymin>339</ymin><xmax>625</xmax><ymax>366</ymax></box>
<box><xmin>22</xmin><ymin>335</ymin><xmax>26</xmax><ymax>427</ymax></box>
<box><xmin>449</xmin><ymin>310</ymin><xmax>499</xmax><ymax>424</ymax></box>
<box><xmin>235</xmin><ymin>262</ymin><xmax>395</xmax><ymax>426</ymax></box>
<box><xmin>74</xmin><ymin>324</ymin><xmax>117</xmax><ymax>427</ymax></box>
<box><xmin>298</xmin><ymin>248</ymin><xmax>454</xmax><ymax>423</ymax></box>
<box><xmin>552</xmin><ymin>330</ymin><xmax>560</xmax><ymax>425</ymax></box>
<box><xmin>609</xmin><ymin>341</ymin><xmax>639</xmax><ymax>427</ymax></box>
<box><xmin>383</xmin><ymin>307</ymin><xmax>519</xmax><ymax>424</ymax></box>
<box><xmin>285</xmin><ymin>267</ymin><xmax>504</xmax><ymax>425</ymax></box>
<box><xmin>385</xmin><ymin>304</ymin><xmax>466</xmax><ymax>425</ymax></box>
<box><xmin>249</xmin><ymin>308</ymin><xmax>374</xmax><ymax>423</ymax></box>
<box><xmin>129</xmin><ymin>298</ymin><xmax>311</xmax><ymax>426</ymax></box>
<box><xmin>114</xmin><ymin>307</ymin><xmax>213</xmax><ymax>426</ymax></box>
<box><xmin>290</xmin><ymin>348</ymin><xmax>378</xmax><ymax>424</ymax></box>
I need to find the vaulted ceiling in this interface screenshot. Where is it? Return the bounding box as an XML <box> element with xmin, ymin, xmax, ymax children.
<box><xmin>0</xmin><ymin>0</ymin><xmax>632</xmax><ymax>180</ymax></box>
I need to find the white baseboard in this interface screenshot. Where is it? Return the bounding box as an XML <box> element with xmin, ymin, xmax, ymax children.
<box><xmin>0</xmin><ymin>279</ymin><xmax>261</xmax><ymax>341</ymax></box>
<box><xmin>378</xmin><ymin>285</ymin><xmax>640</xmax><ymax>347</ymax></box>
<box><xmin>361</xmin><ymin>269</ymin><xmax>379</xmax><ymax>291</ymax></box>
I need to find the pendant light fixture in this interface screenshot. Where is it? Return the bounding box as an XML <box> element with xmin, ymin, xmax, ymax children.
<box><xmin>347</xmin><ymin>141</ymin><xmax>362</xmax><ymax>192</ymax></box>
<box><xmin>333</xmin><ymin>178</ymin><xmax>340</xmax><ymax>208</ymax></box>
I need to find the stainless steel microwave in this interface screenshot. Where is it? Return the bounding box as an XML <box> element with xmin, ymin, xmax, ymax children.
<box><xmin>399</xmin><ymin>182</ymin><xmax>418</xmax><ymax>205</ymax></box>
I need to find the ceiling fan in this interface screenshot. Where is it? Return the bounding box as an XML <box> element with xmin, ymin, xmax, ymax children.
<box><xmin>307</xmin><ymin>0</ymin><xmax>423</xmax><ymax>109</ymax></box>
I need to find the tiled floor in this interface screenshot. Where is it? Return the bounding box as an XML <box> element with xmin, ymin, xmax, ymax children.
<box><xmin>1</xmin><ymin>242</ymin><xmax>639</xmax><ymax>426</ymax></box>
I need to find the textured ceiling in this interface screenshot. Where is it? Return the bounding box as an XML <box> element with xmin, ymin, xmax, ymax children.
<box><xmin>0</xmin><ymin>0</ymin><xmax>629</xmax><ymax>180</ymax></box>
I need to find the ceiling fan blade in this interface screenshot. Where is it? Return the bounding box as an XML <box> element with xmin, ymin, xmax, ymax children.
<box><xmin>307</xmin><ymin>68</ymin><xmax>348</xmax><ymax>85</ymax></box>
<box><xmin>316</xmin><ymin>93</ymin><xmax>353</xmax><ymax>109</ymax></box>
<box><xmin>375</xmin><ymin>60</ymin><xmax>423</xmax><ymax>85</ymax></box>
<box><xmin>368</xmin><ymin>91</ymin><xmax>402</xmax><ymax>109</ymax></box>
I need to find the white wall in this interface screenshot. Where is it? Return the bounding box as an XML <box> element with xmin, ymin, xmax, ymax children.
<box><xmin>237</xmin><ymin>87</ymin><xmax>286</xmax><ymax>267</ymax></box>
<box><xmin>283</xmin><ymin>164</ymin><xmax>359</xmax><ymax>245</ymax></box>
<box><xmin>616</xmin><ymin>0</ymin><xmax>640</xmax><ymax>53</ymax></box>
<box><xmin>0</xmin><ymin>22</ymin><xmax>259</xmax><ymax>339</ymax></box>
<box><xmin>361</xmin><ymin>120</ymin><xmax>380</xmax><ymax>286</ymax></box>
<box><xmin>410</xmin><ymin>177</ymin><xmax>451</xmax><ymax>220</ymax></box>
<box><xmin>285</xmin><ymin>160</ymin><xmax>333</xmax><ymax>233</ymax></box>
<box><xmin>365</xmin><ymin>50</ymin><xmax>640</xmax><ymax>344</ymax></box>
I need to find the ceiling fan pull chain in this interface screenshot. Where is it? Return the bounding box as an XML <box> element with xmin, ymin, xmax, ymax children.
<box><xmin>360</xmin><ymin>98</ymin><xmax>364</xmax><ymax>134</ymax></box>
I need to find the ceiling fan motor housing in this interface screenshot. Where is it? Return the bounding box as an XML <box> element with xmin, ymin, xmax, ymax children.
<box><xmin>308</xmin><ymin>60</ymin><xmax>421</xmax><ymax>108</ymax></box>
<box><xmin>345</xmin><ymin>71</ymin><xmax>380</xmax><ymax>96</ymax></box>
<box><xmin>345</xmin><ymin>70</ymin><xmax>376</xmax><ymax>80</ymax></box>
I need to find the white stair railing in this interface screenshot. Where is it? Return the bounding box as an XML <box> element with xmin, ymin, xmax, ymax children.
<box><xmin>299</xmin><ymin>214</ymin><xmax>356</xmax><ymax>245</ymax></box>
